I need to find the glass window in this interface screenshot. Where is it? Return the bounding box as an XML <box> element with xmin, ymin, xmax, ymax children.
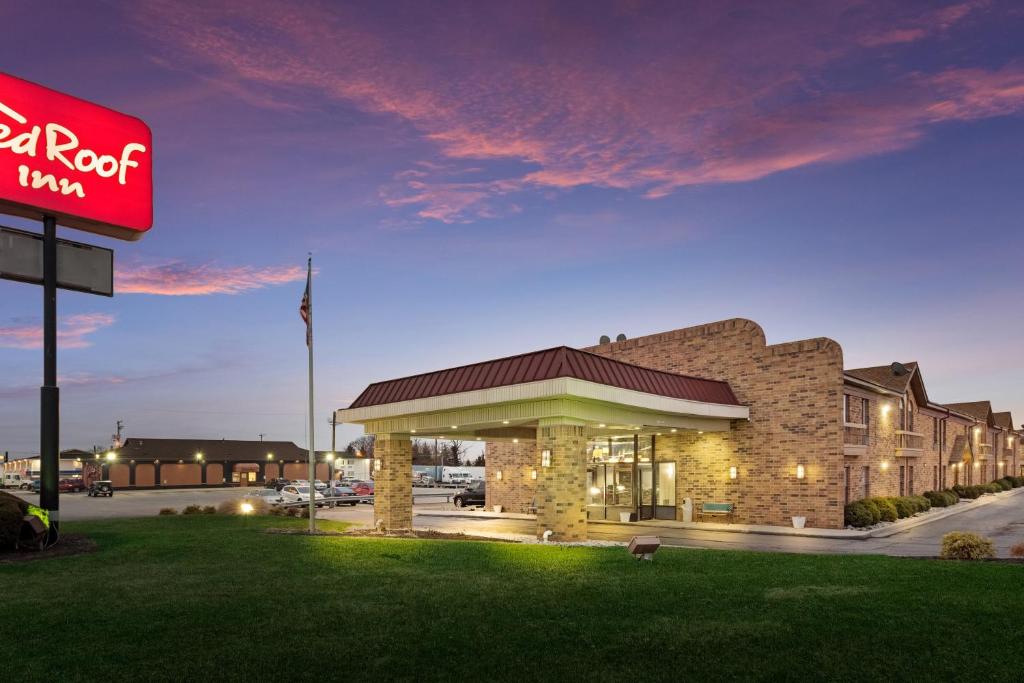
<box><xmin>657</xmin><ymin>462</ymin><xmax>675</xmax><ymax>506</ymax></box>
<box><xmin>637</xmin><ymin>436</ymin><xmax>653</xmax><ymax>462</ymax></box>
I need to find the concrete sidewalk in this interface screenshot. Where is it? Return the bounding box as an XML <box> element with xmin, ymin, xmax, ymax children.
<box><xmin>415</xmin><ymin>486</ymin><xmax>1024</xmax><ymax>540</ymax></box>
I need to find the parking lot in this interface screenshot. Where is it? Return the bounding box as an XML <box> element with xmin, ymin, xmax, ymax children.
<box><xmin>3</xmin><ymin>486</ymin><xmax>451</xmax><ymax>521</ymax></box>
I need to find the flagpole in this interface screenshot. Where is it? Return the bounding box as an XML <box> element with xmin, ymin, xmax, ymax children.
<box><xmin>306</xmin><ymin>254</ymin><xmax>316</xmax><ymax>533</ymax></box>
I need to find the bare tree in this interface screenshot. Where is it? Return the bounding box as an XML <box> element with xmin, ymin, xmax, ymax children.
<box><xmin>346</xmin><ymin>435</ymin><xmax>375</xmax><ymax>459</ymax></box>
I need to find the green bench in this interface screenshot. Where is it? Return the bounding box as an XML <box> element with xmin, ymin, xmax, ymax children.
<box><xmin>699</xmin><ymin>502</ymin><xmax>735</xmax><ymax>521</ymax></box>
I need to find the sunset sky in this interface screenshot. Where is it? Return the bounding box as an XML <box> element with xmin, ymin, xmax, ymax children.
<box><xmin>1</xmin><ymin>0</ymin><xmax>1023</xmax><ymax>456</ymax></box>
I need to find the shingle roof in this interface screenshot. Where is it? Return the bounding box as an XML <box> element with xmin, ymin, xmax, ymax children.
<box><xmin>348</xmin><ymin>346</ymin><xmax>740</xmax><ymax>409</ymax></box>
<box><xmin>118</xmin><ymin>438</ymin><xmax>308</xmax><ymax>462</ymax></box>
<box><xmin>844</xmin><ymin>362</ymin><xmax>918</xmax><ymax>393</ymax></box>
<box><xmin>944</xmin><ymin>401</ymin><xmax>992</xmax><ymax>422</ymax></box>
<box><xmin>992</xmin><ymin>411</ymin><xmax>1014</xmax><ymax>430</ymax></box>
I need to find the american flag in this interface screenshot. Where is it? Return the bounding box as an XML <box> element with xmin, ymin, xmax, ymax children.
<box><xmin>299</xmin><ymin>260</ymin><xmax>311</xmax><ymax>347</ymax></box>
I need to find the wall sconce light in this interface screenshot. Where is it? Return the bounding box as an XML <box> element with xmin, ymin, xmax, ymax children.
<box><xmin>530</xmin><ymin>469</ymin><xmax>538</xmax><ymax>480</ymax></box>
<box><xmin>881</xmin><ymin>403</ymin><xmax>892</xmax><ymax>415</ymax></box>
<box><xmin>729</xmin><ymin>466</ymin><xmax>738</xmax><ymax>480</ymax></box>
<box><xmin>495</xmin><ymin>470</ymin><xmax>503</xmax><ymax>481</ymax></box>
<box><xmin>541</xmin><ymin>449</ymin><xmax>551</xmax><ymax>468</ymax></box>
<box><xmin>973</xmin><ymin>462</ymin><xmax>980</xmax><ymax>468</ymax></box>
<box><xmin>796</xmin><ymin>464</ymin><xmax>805</xmax><ymax>480</ymax></box>
<box><xmin>512</xmin><ymin>438</ymin><xmax>519</xmax><ymax>444</ymax></box>
<box><xmin>880</xmin><ymin>461</ymin><xmax>889</xmax><ymax>471</ymax></box>
<box><xmin>374</xmin><ymin>458</ymin><xmax>382</xmax><ymax>472</ymax></box>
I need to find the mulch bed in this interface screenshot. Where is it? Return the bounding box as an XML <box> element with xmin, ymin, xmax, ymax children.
<box><xmin>0</xmin><ymin>534</ymin><xmax>97</xmax><ymax>564</ymax></box>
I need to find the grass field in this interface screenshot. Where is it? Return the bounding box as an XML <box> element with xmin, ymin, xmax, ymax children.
<box><xmin>2</xmin><ymin>516</ymin><xmax>1023</xmax><ymax>681</ymax></box>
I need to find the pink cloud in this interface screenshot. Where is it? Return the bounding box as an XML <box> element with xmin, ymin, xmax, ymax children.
<box><xmin>132</xmin><ymin>1</ymin><xmax>1024</xmax><ymax>220</ymax></box>
<box><xmin>0</xmin><ymin>313</ymin><xmax>115</xmax><ymax>350</ymax></box>
<box><xmin>115</xmin><ymin>261</ymin><xmax>306</xmax><ymax>296</ymax></box>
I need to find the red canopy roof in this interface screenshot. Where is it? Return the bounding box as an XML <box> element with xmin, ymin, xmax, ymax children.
<box><xmin>348</xmin><ymin>346</ymin><xmax>740</xmax><ymax>409</ymax></box>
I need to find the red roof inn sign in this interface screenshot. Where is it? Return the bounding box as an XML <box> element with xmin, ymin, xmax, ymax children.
<box><xmin>0</xmin><ymin>73</ymin><xmax>153</xmax><ymax>547</ymax></box>
<box><xmin>0</xmin><ymin>72</ymin><xmax>152</xmax><ymax>240</ymax></box>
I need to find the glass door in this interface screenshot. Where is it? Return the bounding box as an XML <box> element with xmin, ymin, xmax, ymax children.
<box><xmin>638</xmin><ymin>463</ymin><xmax>653</xmax><ymax>520</ymax></box>
<box><xmin>655</xmin><ymin>461</ymin><xmax>676</xmax><ymax>519</ymax></box>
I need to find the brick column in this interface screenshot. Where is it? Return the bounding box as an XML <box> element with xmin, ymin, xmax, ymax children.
<box><xmin>373</xmin><ymin>434</ymin><xmax>412</xmax><ymax>532</ymax></box>
<box><xmin>535</xmin><ymin>420</ymin><xmax>588</xmax><ymax>541</ymax></box>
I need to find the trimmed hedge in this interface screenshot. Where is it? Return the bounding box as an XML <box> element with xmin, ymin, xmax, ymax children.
<box><xmin>995</xmin><ymin>478</ymin><xmax>1012</xmax><ymax>491</ymax></box>
<box><xmin>923</xmin><ymin>489</ymin><xmax>958</xmax><ymax>507</ymax></box>
<box><xmin>891</xmin><ymin>497</ymin><xmax>915</xmax><ymax>519</ymax></box>
<box><xmin>869</xmin><ymin>497</ymin><xmax>898</xmax><ymax>522</ymax></box>
<box><xmin>844</xmin><ymin>500</ymin><xmax>874</xmax><ymax>527</ymax></box>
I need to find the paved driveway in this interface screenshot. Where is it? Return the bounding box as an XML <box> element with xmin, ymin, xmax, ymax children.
<box><xmin>405</xmin><ymin>491</ymin><xmax>1024</xmax><ymax>557</ymax></box>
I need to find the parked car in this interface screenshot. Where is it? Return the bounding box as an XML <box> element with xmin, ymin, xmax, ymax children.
<box><xmin>313</xmin><ymin>479</ymin><xmax>327</xmax><ymax>491</ymax></box>
<box><xmin>251</xmin><ymin>488</ymin><xmax>284</xmax><ymax>505</ymax></box>
<box><xmin>323</xmin><ymin>485</ymin><xmax>358</xmax><ymax>506</ymax></box>
<box><xmin>350</xmin><ymin>481</ymin><xmax>374</xmax><ymax>499</ymax></box>
<box><xmin>87</xmin><ymin>480</ymin><xmax>114</xmax><ymax>497</ymax></box>
<box><xmin>279</xmin><ymin>485</ymin><xmax>326</xmax><ymax>506</ymax></box>
<box><xmin>413</xmin><ymin>473</ymin><xmax>434</xmax><ymax>486</ymax></box>
<box><xmin>20</xmin><ymin>478</ymin><xmax>37</xmax><ymax>490</ymax></box>
<box><xmin>453</xmin><ymin>481</ymin><xmax>486</xmax><ymax>508</ymax></box>
<box><xmin>266</xmin><ymin>478</ymin><xmax>290</xmax><ymax>491</ymax></box>
<box><xmin>28</xmin><ymin>479</ymin><xmax>41</xmax><ymax>493</ymax></box>
<box><xmin>58</xmin><ymin>478</ymin><xmax>86</xmax><ymax>492</ymax></box>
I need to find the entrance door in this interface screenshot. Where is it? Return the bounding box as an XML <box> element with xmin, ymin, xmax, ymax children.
<box><xmin>655</xmin><ymin>462</ymin><xmax>676</xmax><ymax>519</ymax></box>
<box><xmin>638</xmin><ymin>463</ymin><xmax>653</xmax><ymax>520</ymax></box>
<box><xmin>586</xmin><ymin>463</ymin><xmax>635</xmax><ymax>521</ymax></box>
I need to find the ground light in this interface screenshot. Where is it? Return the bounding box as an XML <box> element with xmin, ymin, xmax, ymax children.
<box><xmin>240</xmin><ymin>502</ymin><xmax>254</xmax><ymax>514</ymax></box>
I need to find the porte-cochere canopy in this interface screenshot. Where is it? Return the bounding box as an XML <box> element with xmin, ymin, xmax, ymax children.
<box><xmin>337</xmin><ymin>346</ymin><xmax>749</xmax><ymax>439</ymax></box>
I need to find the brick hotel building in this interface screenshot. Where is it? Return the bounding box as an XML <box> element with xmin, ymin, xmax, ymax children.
<box><xmin>337</xmin><ymin>318</ymin><xmax>1022</xmax><ymax>540</ymax></box>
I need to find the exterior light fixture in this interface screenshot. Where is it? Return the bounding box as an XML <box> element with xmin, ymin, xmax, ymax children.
<box><xmin>729</xmin><ymin>466</ymin><xmax>738</xmax><ymax>480</ymax></box>
<box><xmin>880</xmin><ymin>461</ymin><xmax>889</xmax><ymax>471</ymax></box>
<box><xmin>881</xmin><ymin>403</ymin><xmax>892</xmax><ymax>415</ymax></box>
<box><xmin>796</xmin><ymin>464</ymin><xmax>806</xmax><ymax>479</ymax></box>
<box><xmin>326</xmin><ymin>452</ymin><xmax>335</xmax><ymax>462</ymax></box>
<box><xmin>697</xmin><ymin>431</ymin><xmax>704</xmax><ymax>435</ymax></box>
<box><xmin>502</xmin><ymin>420</ymin><xmax>510</xmax><ymax>425</ymax></box>
<box><xmin>451</xmin><ymin>425</ymin><xmax>457</xmax><ymax>430</ymax></box>
<box><xmin>495</xmin><ymin>470</ymin><xmax>503</xmax><ymax>481</ymax></box>
<box><xmin>598</xmin><ymin>423</ymin><xmax>606</xmax><ymax>428</ymax></box>
<box><xmin>267</xmin><ymin>453</ymin><xmax>274</xmax><ymax>460</ymax></box>
<box><xmin>670</xmin><ymin>429</ymin><xmax>677</xmax><ymax>433</ymax></box>
<box><xmin>974</xmin><ymin>427</ymin><xmax>981</xmax><ymax>436</ymax></box>
<box><xmin>531</xmin><ymin>469</ymin><xmax>538</xmax><ymax>480</ymax></box>
<box><xmin>195</xmin><ymin>452</ymin><xmax>203</xmax><ymax>461</ymax></box>
<box><xmin>541</xmin><ymin>449</ymin><xmax>552</xmax><ymax>468</ymax></box>
<box><xmin>374</xmin><ymin>458</ymin><xmax>382</xmax><ymax>472</ymax></box>
<box><xmin>104</xmin><ymin>451</ymin><xmax>117</xmax><ymax>461</ymax></box>
<box><xmin>240</xmin><ymin>502</ymin><xmax>254</xmax><ymax>515</ymax></box>
<box><xmin>974</xmin><ymin>462</ymin><xmax>980</xmax><ymax>468</ymax></box>
<box><xmin>589</xmin><ymin>486</ymin><xmax>601</xmax><ymax>495</ymax></box>
<box><xmin>410</xmin><ymin>429</ymin><xmax>417</xmax><ymax>433</ymax></box>
<box><xmin>513</xmin><ymin>438</ymin><xmax>519</xmax><ymax>444</ymax></box>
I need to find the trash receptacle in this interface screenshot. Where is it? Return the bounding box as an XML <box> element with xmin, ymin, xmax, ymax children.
<box><xmin>682</xmin><ymin>497</ymin><xmax>693</xmax><ymax>523</ymax></box>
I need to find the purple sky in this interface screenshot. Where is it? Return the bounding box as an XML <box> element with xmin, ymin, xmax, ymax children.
<box><xmin>2</xmin><ymin>0</ymin><xmax>1023</xmax><ymax>456</ymax></box>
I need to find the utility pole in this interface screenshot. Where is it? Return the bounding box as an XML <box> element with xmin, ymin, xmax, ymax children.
<box><xmin>113</xmin><ymin>420</ymin><xmax>124</xmax><ymax>448</ymax></box>
<box><xmin>330</xmin><ymin>413</ymin><xmax>337</xmax><ymax>453</ymax></box>
<box><xmin>258</xmin><ymin>433</ymin><xmax>264</xmax><ymax>443</ymax></box>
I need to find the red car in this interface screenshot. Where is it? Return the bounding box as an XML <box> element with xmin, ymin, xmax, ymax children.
<box><xmin>351</xmin><ymin>481</ymin><xmax>374</xmax><ymax>499</ymax></box>
<box><xmin>58</xmin><ymin>478</ymin><xmax>86</xmax><ymax>492</ymax></box>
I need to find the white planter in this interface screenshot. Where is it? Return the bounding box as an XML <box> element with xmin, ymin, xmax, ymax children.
<box><xmin>792</xmin><ymin>516</ymin><xmax>807</xmax><ymax>529</ymax></box>
<box><xmin>492</xmin><ymin>505</ymin><xmax>503</xmax><ymax>513</ymax></box>
<box><xmin>619</xmin><ymin>512</ymin><xmax>632</xmax><ymax>523</ymax></box>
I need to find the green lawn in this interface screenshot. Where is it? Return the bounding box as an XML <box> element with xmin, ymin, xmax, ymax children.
<box><xmin>2</xmin><ymin>516</ymin><xmax>1023</xmax><ymax>681</ymax></box>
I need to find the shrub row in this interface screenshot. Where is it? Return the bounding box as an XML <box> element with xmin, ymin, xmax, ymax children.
<box><xmin>844</xmin><ymin>494</ymin><xmax>934</xmax><ymax>527</ymax></box>
<box><xmin>952</xmin><ymin>477</ymin><xmax>1024</xmax><ymax>500</ymax></box>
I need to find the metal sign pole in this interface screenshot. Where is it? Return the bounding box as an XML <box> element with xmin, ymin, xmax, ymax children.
<box><xmin>40</xmin><ymin>215</ymin><xmax>60</xmax><ymax>544</ymax></box>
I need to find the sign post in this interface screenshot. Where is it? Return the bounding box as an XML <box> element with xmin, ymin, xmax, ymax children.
<box><xmin>0</xmin><ymin>72</ymin><xmax>153</xmax><ymax>545</ymax></box>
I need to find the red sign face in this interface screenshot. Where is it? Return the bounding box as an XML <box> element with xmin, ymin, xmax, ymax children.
<box><xmin>0</xmin><ymin>73</ymin><xmax>152</xmax><ymax>241</ymax></box>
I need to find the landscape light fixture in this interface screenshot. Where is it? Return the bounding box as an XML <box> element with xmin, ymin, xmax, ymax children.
<box><xmin>796</xmin><ymin>464</ymin><xmax>806</xmax><ymax>479</ymax></box>
<box><xmin>627</xmin><ymin>535</ymin><xmax>662</xmax><ymax>561</ymax></box>
<box><xmin>541</xmin><ymin>449</ymin><xmax>551</xmax><ymax>467</ymax></box>
<box><xmin>240</xmin><ymin>502</ymin><xmax>254</xmax><ymax>515</ymax></box>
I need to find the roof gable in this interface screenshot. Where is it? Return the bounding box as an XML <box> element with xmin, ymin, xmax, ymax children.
<box><xmin>944</xmin><ymin>401</ymin><xmax>993</xmax><ymax>425</ymax></box>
